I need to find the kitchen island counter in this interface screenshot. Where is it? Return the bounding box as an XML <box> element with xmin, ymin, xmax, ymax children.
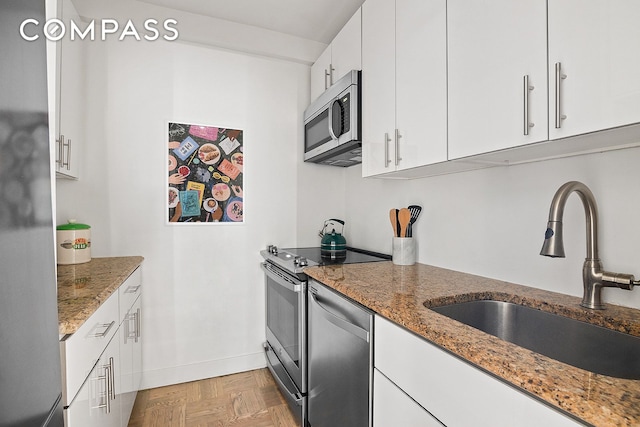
<box><xmin>304</xmin><ymin>261</ymin><xmax>640</xmax><ymax>427</ymax></box>
<box><xmin>57</xmin><ymin>256</ymin><xmax>144</xmax><ymax>335</ymax></box>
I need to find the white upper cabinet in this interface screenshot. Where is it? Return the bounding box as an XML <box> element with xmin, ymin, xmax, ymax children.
<box><xmin>361</xmin><ymin>0</ymin><xmax>395</xmax><ymax>177</ymax></box>
<box><xmin>447</xmin><ymin>0</ymin><xmax>548</xmax><ymax>160</ymax></box>
<box><xmin>310</xmin><ymin>45</ymin><xmax>332</xmax><ymax>102</ymax></box>
<box><xmin>310</xmin><ymin>8</ymin><xmax>362</xmax><ymax>101</ymax></box>
<box><xmin>362</xmin><ymin>0</ymin><xmax>447</xmax><ymax>177</ymax></box>
<box><xmin>55</xmin><ymin>0</ymin><xmax>85</xmax><ymax>179</ymax></box>
<box><xmin>548</xmin><ymin>0</ymin><xmax>640</xmax><ymax>140</ymax></box>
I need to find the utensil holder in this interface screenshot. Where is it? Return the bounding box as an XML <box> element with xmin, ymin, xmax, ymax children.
<box><xmin>392</xmin><ymin>237</ymin><xmax>416</xmax><ymax>266</ymax></box>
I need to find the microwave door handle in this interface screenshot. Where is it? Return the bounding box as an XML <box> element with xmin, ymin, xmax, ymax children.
<box><xmin>328</xmin><ymin>100</ymin><xmax>339</xmax><ymax>140</ymax></box>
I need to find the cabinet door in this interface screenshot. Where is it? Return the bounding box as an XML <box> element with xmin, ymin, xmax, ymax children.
<box><xmin>395</xmin><ymin>0</ymin><xmax>447</xmax><ymax>169</ymax></box>
<box><xmin>119</xmin><ymin>296</ymin><xmax>141</xmax><ymax>426</ymax></box>
<box><xmin>447</xmin><ymin>0</ymin><xmax>547</xmax><ymax>159</ymax></box>
<box><xmin>65</xmin><ymin>334</ymin><xmax>121</xmax><ymax>427</ymax></box>
<box><xmin>310</xmin><ymin>45</ymin><xmax>332</xmax><ymax>102</ymax></box>
<box><xmin>362</xmin><ymin>0</ymin><xmax>396</xmax><ymax>177</ymax></box>
<box><xmin>374</xmin><ymin>316</ymin><xmax>584</xmax><ymax>427</ymax></box>
<box><xmin>373</xmin><ymin>369</ymin><xmax>444</xmax><ymax>427</ymax></box>
<box><xmin>548</xmin><ymin>0</ymin><xmax>640</xmax><ymax>139</ymax></box>
<box><xmin>56</xmin><ymin>0</ymin><xmax>84</xmax><ymax>178</ymax></box>
<box><xmin>331</xmin><ymin>8</ymin><xmax>362</xmax><ymax>83</ymax></box>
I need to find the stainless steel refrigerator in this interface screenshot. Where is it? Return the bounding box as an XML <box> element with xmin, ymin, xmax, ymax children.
<box><xmin>0</xmin><ymin>0</ymin><xmax>64</xmax><ymax>426</ymax></box>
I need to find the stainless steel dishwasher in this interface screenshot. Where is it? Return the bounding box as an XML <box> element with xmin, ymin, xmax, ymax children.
<box><xmin>307</xmin><ymin>279</ymin><xmax>373</xmax><ymax>427</ymax></box>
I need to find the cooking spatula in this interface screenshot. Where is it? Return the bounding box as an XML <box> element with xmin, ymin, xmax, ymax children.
<box><xmin>389</xmin><ymin>208</ymin><xmax>399</xmax><ymax>237</ymax></box>
<box><xmin>398</xmin><ymin>208</ymin><xmax>411</xmax><ymax>238</ymax></box>
<box><xmin>407</xmin><ymin>205</ymin><xmax>422</xmax><ymax>237</ymax></box>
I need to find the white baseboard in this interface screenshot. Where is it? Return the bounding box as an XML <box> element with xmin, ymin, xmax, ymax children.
<box><xmin>139</xmin><ymin>351</ymin><xmax>267</xmax><ymax>390</ymax></box>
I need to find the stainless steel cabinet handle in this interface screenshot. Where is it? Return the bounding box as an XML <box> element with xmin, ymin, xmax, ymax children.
<box><xmin>325</xmin><ymin>64</ymin><xmax>335</xmax><ymax>89</ymax></box>
<box><xmin>57</xmin><ymin>134</ymin><xmax>64</xmax><ymax>165</ymax></box>
<box><xmin>135</xmin><ymin>307</ymin><xmax>141</xmax><ymax>341</ymax></box>
<box><xmin>125</xmin><ymin>284</ymin><xmax>141</xmax><ymax>294</ymax></box>
<box><xmin>523</xmin><ymin>75</ymin><xmax>535</xmax><ymax>135</ymax></box>
<box><xmin>93</xmin><ymin>321</ymin><xmax>115</xmax><ymax>338</ymax></box>
<box><xmin>91</xmin><ymin>358</ymin><xmax>113</xmax><ymax>414</ymax></box>
<box><xmin>395</xmin><ymin>129</ymin><xmax>402</xmax><ymax>165</ymax></box>
<box><xmin>384</xmin><ymin>133</ymin><xmax>391</xmax><ymax>168</ymax></box>
<box><xmin>554</xmin><ymin>62</ymin><xmax>567</xmax><ymax>128</ymax></box>
<box><xmin>310</xmin><ymin>292</ymin><xmax>370</xmax><ymax>342</ymax></box>
<box><xmin>91</xmin><ymin>367</ymin><xmax>109</xmax><ymax>412</ymax></box>
<box><xmin>65</xmin><ymin>138</ymin><xmax>71</xmax><ymax>170</ymax></box>
<box><xmin>108</xmin><ymin>357</ymin><xmax>115</xmax><ymax>399</ymax></box>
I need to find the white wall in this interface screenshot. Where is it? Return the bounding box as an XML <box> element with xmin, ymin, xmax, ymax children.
<box><xmin>56</xmin><ymin>38</ymin><xmax>314</xmax><ymax>389</ymax></box>
<box><xmin>342</xmin><ymin>147</ymin><xmax>640</xmax><ymax>310</ymax></box>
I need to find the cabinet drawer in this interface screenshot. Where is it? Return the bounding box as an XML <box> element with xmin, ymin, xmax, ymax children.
<box><xmin>60</xmin><ymin>291</ymin><xmax>119</xmax><ymax>406</ymax></box>
<box><xmin>374</xmin><ymin>369</ymin><xmax>444</xmax><ymax>427</ymax></box>
<box><xmin>374</xmin><ymin>315</ymin><xmax>584</xmax><ymax>427</ymax></box>
<box><xmin>118</xmin><ymin>267</ymin><xmax>141</xmax><ymax>316</ymax></box>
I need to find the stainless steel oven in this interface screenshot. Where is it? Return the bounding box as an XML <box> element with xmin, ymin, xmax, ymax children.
<box><xmin>261</xmin><ymin>259</ymin><xmax>307</xmax><ymax>425</ymax></box>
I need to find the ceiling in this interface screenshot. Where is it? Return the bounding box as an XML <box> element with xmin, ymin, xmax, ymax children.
<box><xmin>137</xmin><ymin>0</ymin><xmax>365</xmax><ymax>44</ymax></box>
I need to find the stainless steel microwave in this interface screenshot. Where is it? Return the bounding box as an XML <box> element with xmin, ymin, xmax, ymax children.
<box><xmin>303</xmin><ymin>70</ymin><xmax>361</xmax><ymax>167</ymax></box>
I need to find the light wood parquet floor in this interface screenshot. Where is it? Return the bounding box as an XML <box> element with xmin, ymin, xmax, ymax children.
<box><xmin>127</xmin><ymin>368</ymin><xmax>298</xmax><ymax>427</ymax></box>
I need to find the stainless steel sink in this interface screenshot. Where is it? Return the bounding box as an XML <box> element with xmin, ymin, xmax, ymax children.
<box><xmin>429</xmin><ymin>300</ymin><xmax>640</xmax><ymax>379</ymax></box>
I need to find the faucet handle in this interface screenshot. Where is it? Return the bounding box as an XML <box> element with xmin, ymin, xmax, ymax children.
<box><xmin>602</xmin><ymin>271</ymin><xmax>636</xmax><ymax>290</ymax></box>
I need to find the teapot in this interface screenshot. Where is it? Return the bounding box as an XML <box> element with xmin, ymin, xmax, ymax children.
<box><xmin>319</xmin><ymin>219</ymin><xmax>347</xmax><ymax>259</ymax></box>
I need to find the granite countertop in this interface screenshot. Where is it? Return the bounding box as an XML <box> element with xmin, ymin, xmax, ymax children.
<box><xmin>304</xmin><ymin>261</ymin><xmax>640</xmax><ymax>427</ymax></box>
<box><xmin>57</xmin><ymin>256</ymin><xmax>144</xmax><ymax>336</ymax></box>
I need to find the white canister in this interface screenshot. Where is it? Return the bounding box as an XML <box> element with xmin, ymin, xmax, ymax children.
<box><xmin>56</xmin><ymin>220</ymin><xmax>91</xmax><ymax>265</ymax></box>
<box><xmin>392</xmin><ymin>237</ymin><xmax>416</xmax><ymax>266</ymax></box>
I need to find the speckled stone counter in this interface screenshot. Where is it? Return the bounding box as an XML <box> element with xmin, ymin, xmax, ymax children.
<box><xmin>57</xmin><ymin>256</ymin><xmax>144</xmax><ymax>336</ymax></box>
<box><xmin>304</xmin><ymin>262</ymin><xmax>640</xmax><ymax>427</ymax></box>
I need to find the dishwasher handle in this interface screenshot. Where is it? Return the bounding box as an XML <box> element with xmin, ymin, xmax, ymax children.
<box><xmin>309</xmin><ymin>291</ymin><xmax>370</xmax><ymax>343</ymax></box>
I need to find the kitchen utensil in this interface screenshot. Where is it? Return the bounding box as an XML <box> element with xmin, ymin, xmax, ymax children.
<box><xmin>398</xmin><ymin>208</ymin><xmax>411</xmax><ymax>238</ymax></box>
<box><xmin>407</xmin><ymin>205</ymin><xmax>423</xmax><ymax>237</ymax></box>
<box><xmin>389</xmin><ymin>209</ymin><xmax>399</xmax><ymax>237</ymax></box>
<box><xmin>320</xmin><ymin>219</ymin><xmax>347</xmax><ymax>258</ymax></box>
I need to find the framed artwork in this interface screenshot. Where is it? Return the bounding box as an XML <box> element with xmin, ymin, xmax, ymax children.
<box><xmin>168</xmin><ymin>122</ymin><xmax>244</xmax><ymax>223</ymax></box>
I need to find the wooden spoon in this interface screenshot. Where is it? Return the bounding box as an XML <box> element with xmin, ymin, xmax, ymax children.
<box><xmin>389</xmin><ymin>208</ymin><xmax>399</xmax><ymax>237</ymax></box>
<box><xmin>398</xmin><ymin>208</ymin><xmax>411</xmax><ymax>238</ymax></box>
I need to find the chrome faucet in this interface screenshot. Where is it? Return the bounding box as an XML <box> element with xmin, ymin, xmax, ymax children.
<box><xmin>540</xmin><ymin>181</ymin><xmax>639</xmax><ymax>309</ymax></box>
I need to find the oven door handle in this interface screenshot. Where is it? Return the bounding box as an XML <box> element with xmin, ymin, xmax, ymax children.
<box><xmin>309</xmin><ymin>291</ymin><xmax>370</xmax><ymax>343</ymax></box>
<box><xmin>263</xmin><ymin>343</ymin><xmax>303</xmax><ymax>405</ymax></box>
<box><xmin>261</xmin><ymin>262</ymin><xmax>304</xmax><ymax>293</ymax></box>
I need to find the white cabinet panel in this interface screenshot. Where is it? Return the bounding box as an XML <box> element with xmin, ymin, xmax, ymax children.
<box><xmin>373</xmin><ymin>369</ymin><xmax>444</xmax><ymax>427</ymax></box>
<box><xmin>362</xmin><ymin>0</ymin><xmax>395</xmax><ymax>177</ymax></box>
<box><xmin>374</xmin><ymin>315</ymin><xmax>585</xmax><ymax>427</ymax></box>
<box><xmin>548</xmin><ymin>0</ymin><xmax>640</xmax><ymax>139</ymax></box>
<box><xmin>362</xmin><ymin>0</ymin><xmax>447</xmax><ymax>177</ymax></box>
<box><xmin>447</xmin><ymin>0</ymin><xmax>548</xmax><ymax>160</ymax></box>
<box><xmin>117</xmin><ymin>268</ymin><xmax>142</xmax><ymax>321</ymax></box>
<box><xmin>310</xmin><ymin>8</ymin><xmax>362</xmax><ymax>102</ymax></box>
<box><xmin>331</xmin><ymin>8</ymin><xmax>362</xmax><ymax>84</ymax></box>
<box><xmin>395</xmin><ymin>0</ymin><xmax>447</xmax><ymax>169</ymax></box>
<box><xmin>119</xmin><ymin>296</ymin><xmax>141</xmax><ymax>427</ymax></box>
<box><xmin>65</xmin><ymin>334</ymin><xmax>121</xmax><ymax>427</ymax></box>
<box><xmin>310</xmin><ymin>45</ymin><xmax>332</xmax><ymax>102</ymax></box>
<box><xmin>60</xmin><ymin>291</ymin><xmax>119</xmax><ymax>406</ymax></box>
<box><xmin>55</xmin><ymin>0</ymin><xmax>85</xmax><ymax>179</ymax></box>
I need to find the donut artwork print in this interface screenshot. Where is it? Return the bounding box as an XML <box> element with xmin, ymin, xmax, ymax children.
<box><xmin>168</xmin><ymin>122</ymin><xmax>244</xmax><ymax>223</ymax></box>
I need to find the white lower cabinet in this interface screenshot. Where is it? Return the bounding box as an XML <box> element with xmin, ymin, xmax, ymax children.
<box><xmin>65</xmin><ymin>333</ymin><xmax>121</xmax><ymax>427</ymax></box>
<box><xmin>374</xmin><ymin>369</ymin><xmax>444</xmax><ymax>426</ymax></box>
<box><xmin>119</xmin><ymin>295</ymin><xmax>142</xmax><ymax>427</ymax></box>
<box><xmin>373</xmin><ymin>315</ymin><xmax>585</xmax><ymax>427</ymax></box>
<box><xmin>61</xmin><ymin>266</ymin><xmax>142</xmax><ymax>427</ymax></box>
